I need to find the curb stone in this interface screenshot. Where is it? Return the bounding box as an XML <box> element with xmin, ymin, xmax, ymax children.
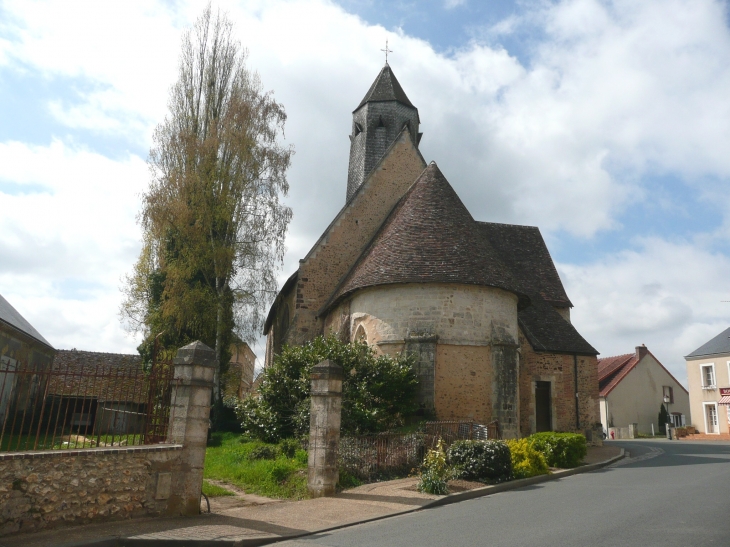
<box><xmin>27</xmin><ymin>449</ymin><xmax>627</xmax><ymax>547</ymax></box>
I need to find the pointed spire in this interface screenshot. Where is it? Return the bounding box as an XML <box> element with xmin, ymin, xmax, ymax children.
<box><xmin>355</xmin><ymin>64</ymin><xmax>415</xmax><ymax>111</ymax></box>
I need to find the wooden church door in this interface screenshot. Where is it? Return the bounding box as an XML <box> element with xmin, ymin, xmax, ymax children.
<box><xmin>535</xmin><ymin>381</ymin><xmax>552</xmax><ymax>432</ymax></box>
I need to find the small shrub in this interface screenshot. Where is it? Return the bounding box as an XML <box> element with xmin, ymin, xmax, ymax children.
<box><xmin>447</xmin><ymin>440</ymin><xmax>511</xmax><ymax>483</ymax></box>
<box><xmin>338</xmin><ymin>470</ymin><xmax>363</xmax><ymax>489</ymax></box>
<box><xmin>248</xmin><ymin>445</ymin><xmax>279</xmax><ymax>460</ymax></box>
<box><xmin>418</xmin><ymin>438</ymin><xmax>450</xmax><ymax>495</ymax></box>
<box><xmin>294</xmin><ymin>449</ymin><xmax>308</xmax><ymax>465</ymax></box>
<box><xmin>529</xmin><ymin>432</ymin><xmax>587</xmax><ymax>468</ymax></box>
<box><xmin>506</xmin><ymin>439</ymin><xmax>549</xmax><ymax>479</ymax></box>
<box><xmin>270</xmin><ymin>460</ymin><xmax>294</xmax><ymax>483</ymax></box>
<box><xmin>279</xmin><ymin>438</ymin><xmax>300</xmax><ymax>459</ymax></box>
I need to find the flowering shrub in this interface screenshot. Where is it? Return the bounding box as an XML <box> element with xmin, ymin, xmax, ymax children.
<box><xmin>447</xmin><ymin>440</ymin><xmax>512</xmax><ymax>483</ymax></box>
<box><xmin>506</xmin><ymin>439</ymin><xmax>549</xmax><ymax>479</ymax></box>
<box><xmin>418</xmin><ymin>438</ymin><xmax>450</xmax><ymax>495</ymax></box>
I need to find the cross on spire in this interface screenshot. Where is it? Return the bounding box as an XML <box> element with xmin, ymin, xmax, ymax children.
<box><xmin>381</xmin><ymin>39</ymin><xmax>392</xmax><ymax>64</ymax></box>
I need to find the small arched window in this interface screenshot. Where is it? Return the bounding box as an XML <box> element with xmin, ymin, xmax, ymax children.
<box><xmin>354</xmin><ymin>324</ymin><xmax>367</xmax><ymax>344</ymax></box>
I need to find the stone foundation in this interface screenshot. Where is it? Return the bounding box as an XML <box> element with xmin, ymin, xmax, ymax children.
<box><xmin>0</xmin><ymin>445</ymin><xmax>182</xmax><ymax>537</ymax></box>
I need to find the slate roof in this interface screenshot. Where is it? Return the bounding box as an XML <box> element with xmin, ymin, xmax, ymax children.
<box><xmin>356</xmin><ymin>64</ymin><xmax>416</xmax><ymax>110</ymax></box>
<box><xmin>518</xmin><ymin>298</ymin><xmax>597</xmax><ymax>355</ymax></box>
<box><xmin>324</xmin><ymin>162</ymin><xmax>529</xmax><ymax>311</ymax></box>
<box><xmin>0</xmin><ymin>293</ymin><xmax>53</xmax><ymax>350</ymax></box>
<box><xmin>479</xmin><ymin>223</ymin><xmax>572</xmax><ymax>308</ymax></box>
<box><xmin>685</xmin><ymin>326</ymin><xmax>730</xmax><ymax>359</ymax></box>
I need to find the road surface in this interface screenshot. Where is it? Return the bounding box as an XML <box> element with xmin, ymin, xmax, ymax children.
<box><xmin>278</xmin><ymin>440</ymin><xmax>730</xmax><ymax>547</ymax></box>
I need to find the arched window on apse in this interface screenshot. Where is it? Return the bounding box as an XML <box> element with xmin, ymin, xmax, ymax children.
<box><xmin>354</xmin><ymin>324</ymin><xmax>367</xmax><ymax>344</ymax></box>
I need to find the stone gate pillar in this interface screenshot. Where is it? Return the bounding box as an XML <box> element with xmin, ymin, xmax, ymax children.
<box><xmin>166</xmin><ymin>341</ymin><xmax>215</xmax><ymax>516</ymax></box>
<box><xmin>308</xmin><ymin>360</ymin><xmax>343</xmax><ymax>497</ymax></box>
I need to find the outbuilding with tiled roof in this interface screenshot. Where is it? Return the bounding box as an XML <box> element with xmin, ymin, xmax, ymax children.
<box><xmin>597</xmin><ymin>345</ymin><xmax>689</xmax><ymax>437</ymax></box>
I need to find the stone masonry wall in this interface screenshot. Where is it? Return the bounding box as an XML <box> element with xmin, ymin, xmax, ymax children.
<box><xmin>331</xmin><ymin>283</ymin><xmax>518</xmax><ymax>347</ymax></box>
<box><xmin>288</xmin><ymin>132</ymin><xmax>427</xmax><ymax>347</ymax></box>
<box><xmin>0</xmin><ymin>445</ymin><xmax>182</xmax><ymax>537</ymax></box>
<box><xmin>518</xmin><ymin>330</ymin><xmax>599</xmax><ymax>436</ymax></box>
<box><xmin>435</xmin><ymin>344</ymin><xmax>492</xmax><ymax>423</ymax></box>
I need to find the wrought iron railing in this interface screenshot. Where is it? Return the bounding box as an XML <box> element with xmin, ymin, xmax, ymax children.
<box><xmin>0</xmin><ymin>359</ymin><xmax>176</xmax><ymax>452</ymax></box>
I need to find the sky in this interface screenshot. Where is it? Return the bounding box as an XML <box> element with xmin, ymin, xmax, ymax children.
<box><xmin>1</xmin><ymin>0</ymin><xmax>730</xmax><ymax>387</ymax></box>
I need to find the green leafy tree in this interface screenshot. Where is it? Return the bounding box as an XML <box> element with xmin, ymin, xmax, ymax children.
<box><xmin>658</xmin><ymin>403</ymin><xmax>670</xmax><ymax>435</ymax></box>
<box><xmin>120</xmin><ymin>4</ymin><xmax>292</xmax><ymax>409</ymax></box>
<box><xmin>236</xmin><ymin>336</ymin><xmax>419</xmax><ymax>441</ymax></box>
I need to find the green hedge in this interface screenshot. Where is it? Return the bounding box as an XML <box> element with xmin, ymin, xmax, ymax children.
<box><xmin>528</xmin><ymin>432</ymin><xmax>587</xmax><ymax>468</ymax></box>
<box><xmin>446</xmin><ymin>440</ymin><xmax>512</xmax><ymax>482</ymax></box>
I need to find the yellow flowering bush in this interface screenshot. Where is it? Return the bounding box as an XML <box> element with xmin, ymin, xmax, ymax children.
<box><xmin>506</xmin><ymin>438</ymin><xmax>549</xmax><ymax>479</ymax></box>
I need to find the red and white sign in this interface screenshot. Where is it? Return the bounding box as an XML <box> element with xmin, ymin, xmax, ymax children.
<box><xmin>720</xmin><ymin>388</ymin><xmax>730</xmax><ymax>396</ymax></box>
<box><xmin>718</xmin><ymin>387</ymin><xmax>730</xmax><ymax>405</ymax></box>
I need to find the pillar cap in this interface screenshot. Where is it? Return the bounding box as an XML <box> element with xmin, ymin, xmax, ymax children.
<box><xmin>174</xmin><ymin>341</ymin><xmax>216</xmax><ymax>368</ymax></box>
<box><xmin>311</xmin><ymin>359</ymin><xmax>343</xmax><ymax>380</ymax></box>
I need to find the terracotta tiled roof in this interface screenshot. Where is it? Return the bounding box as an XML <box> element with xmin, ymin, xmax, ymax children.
<box><xmin>324</xmin><ymin>162</ymin><xmax>529</xmax><ymax>310</ymax></box>
<box><xmin>356</xmin><ymin>64</ymin><xmax>415</xmax><ymax>110</ymax></box>
<box><xmin>597</xmin><ymin>353</ymin><xmax>638</xmax><ymax>397</ymax></box>
<box><xmin>48</xmin><ymin>349</ymin><xmax>147</xmax><ymax>403</ymax></box>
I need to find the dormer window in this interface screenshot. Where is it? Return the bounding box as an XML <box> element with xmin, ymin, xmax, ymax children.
<box><xmin>354</xmin><ymin>123</ymin><xmax>363</xmax><ymax>136</ymax></box>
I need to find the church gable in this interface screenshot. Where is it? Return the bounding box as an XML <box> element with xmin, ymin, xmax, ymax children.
<box><xmin>322</xmin><ymin>162</ymin><xmax>527</xmax><ymax>315</ymax></box>
<box><xmin>277</xmin><ymin>128</ymin><xmax>427</xmax><ymax>344</ymax></box>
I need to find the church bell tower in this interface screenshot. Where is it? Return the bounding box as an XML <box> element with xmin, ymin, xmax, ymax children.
<box><xmin>346</xmin><ymin>64</ymin><xmax>422</xmax><ymax>201</ymax></box>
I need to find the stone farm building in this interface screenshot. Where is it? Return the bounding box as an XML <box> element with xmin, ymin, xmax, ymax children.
<box><xmin>264</xmin><ymin>64</ymin><xmax>600</xmax><ymax>438</ymax></box>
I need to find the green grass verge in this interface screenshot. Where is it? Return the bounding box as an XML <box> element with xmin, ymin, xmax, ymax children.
<box><xmin>204</xmin><ymin>432</ymin><xmax>309</xmax><ymax>500</ymax></box>
<box><xmin>202</xmin><ymin>480</ymin><xmax>235</xmax><ymax>497</ymax></box>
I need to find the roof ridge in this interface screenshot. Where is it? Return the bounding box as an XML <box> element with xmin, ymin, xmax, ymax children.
<box><xmin>597</xmin><ymin>352</ymin><xmax>634</xmax><ymax>362</ymax></box>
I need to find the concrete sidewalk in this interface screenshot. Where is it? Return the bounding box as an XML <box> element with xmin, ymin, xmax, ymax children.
<box><xmin>3</xmin><ymin>445</ymin><xmax>623</xmax><ymax>547</ymax></box>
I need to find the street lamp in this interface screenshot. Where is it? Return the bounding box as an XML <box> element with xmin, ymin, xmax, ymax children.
<box><xmin>663</xmin><ymin>394</ymin><xmax>671</xmax><ymax>439</ymax></box>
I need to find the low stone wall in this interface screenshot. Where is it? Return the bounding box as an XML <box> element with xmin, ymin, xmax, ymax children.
<box><xmin>0</xmin><ymin>444</ymin><xmax>183</xmax><ymax>537</ymax></box>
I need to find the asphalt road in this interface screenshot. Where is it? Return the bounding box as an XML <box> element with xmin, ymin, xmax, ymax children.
<box><xmin>279</xmin><ymin>440</ymin><xmax>730</xmax><ymax>547</ymax></box>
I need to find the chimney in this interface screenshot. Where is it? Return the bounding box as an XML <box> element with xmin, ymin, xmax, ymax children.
<box><xmin>635</xmin><ymin>344</ymin><xmax>648</xmax><ymax>360</ymax></box>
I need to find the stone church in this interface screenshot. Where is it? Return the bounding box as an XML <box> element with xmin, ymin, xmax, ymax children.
<box><xmin>264</xmin><ymin>64</ymin><xmax>599</xmax><ymax>438</ymax></box>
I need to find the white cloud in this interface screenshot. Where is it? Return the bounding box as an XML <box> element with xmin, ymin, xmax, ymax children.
<box><xmin>0</xmin><ymin>0</ymin><xmax>730</xmax><ymax>373</ymax></box>
<box><xmin>561</xmin><ymin>238</ymin><xmax>730</xmax><ymax>386</ymax></box>
<box><xmin>0</xmin><ymin>139</ymin><xmax>147</xmax><ymax>352</ymax></box>
<box><xmin>444</xmin><ymin>0</ymin><xmax>467</xmax><ymax>8</ymax></box>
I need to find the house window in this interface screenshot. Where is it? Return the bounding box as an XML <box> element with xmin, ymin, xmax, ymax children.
<box><xmin>662</xmin><ymin>385</ymin><xmax>674</xmax><ymax>404</ymax></box>
<box><xmin>701</xmin><ymin>364</ymin><xmax>716</xmax><ymax>389</ymax></box>
<box><xmin>705</xmin><ymin>403</ymin><xmax>719</xmax><ymax>434</ymax></box>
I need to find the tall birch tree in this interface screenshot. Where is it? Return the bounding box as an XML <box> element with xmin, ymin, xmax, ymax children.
<box><xmin>121</xmin><ymin>4</ymin><xmax>292</xmax><ymax>404</ymax></box>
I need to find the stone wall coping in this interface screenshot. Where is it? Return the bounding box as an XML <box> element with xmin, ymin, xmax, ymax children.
<box><xmin>0</xmin><ymin>443</ymin><xmax>183</xmax><ymax>461</ymax></box>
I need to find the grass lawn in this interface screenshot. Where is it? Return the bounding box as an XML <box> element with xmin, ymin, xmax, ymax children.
<box><xmin>204</xmin><ymin>432</ymin><xmax>309</xmax><ymax>500</ymax></box>
<box><xmin>202</xmin><ymin>480</ymin><xmax>235</xmax><ymax>497</ymax></box>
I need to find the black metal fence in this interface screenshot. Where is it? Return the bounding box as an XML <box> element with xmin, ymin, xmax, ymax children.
<box><xmin>0</xmin><ymin>359</ymin><xmax>176</xmax><ymax>452</ymax></box>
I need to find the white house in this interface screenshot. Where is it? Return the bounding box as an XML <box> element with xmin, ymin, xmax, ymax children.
<box><xmin>598</xmin><ymin>345</ymin><xmax>689</xmax><ymax>436</ymax></box>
